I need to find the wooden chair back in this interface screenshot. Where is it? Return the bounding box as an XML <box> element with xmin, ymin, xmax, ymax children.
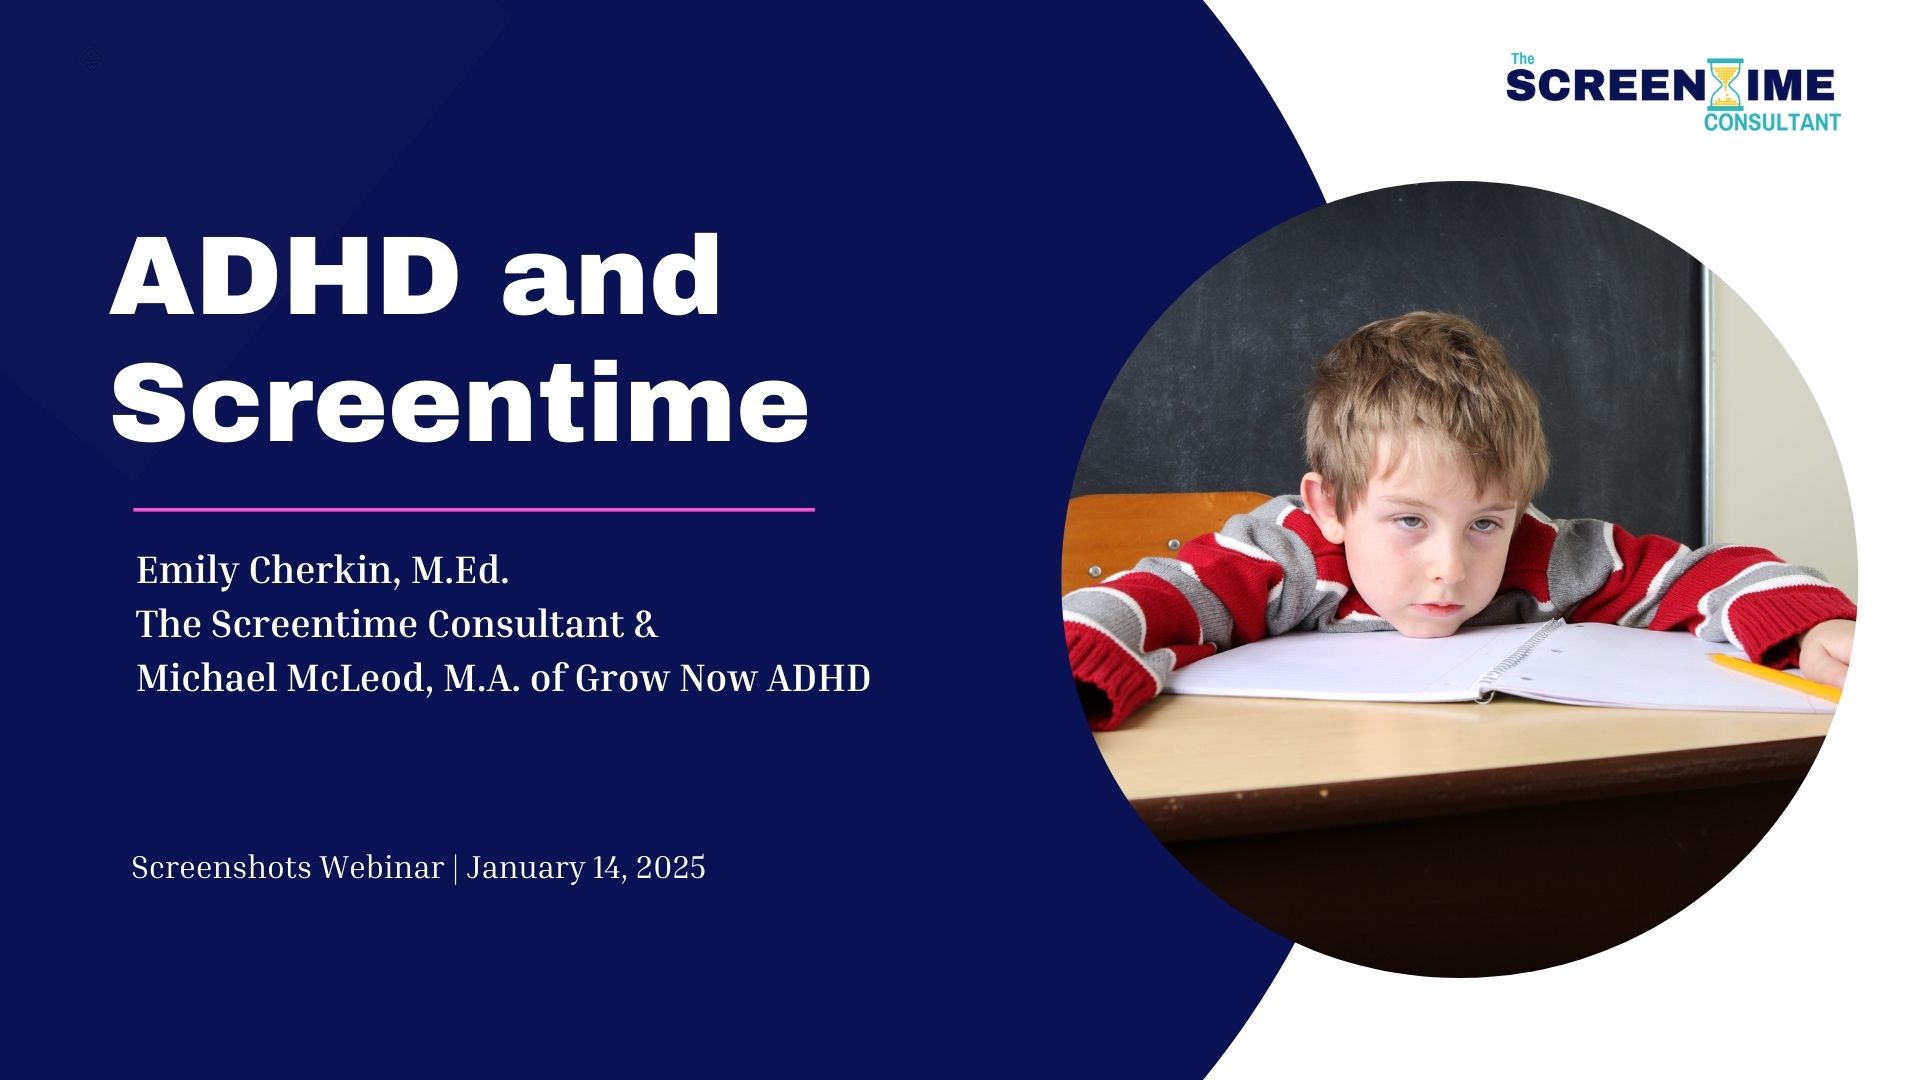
<box><xmin>1061</xmin><ymin>492</ymin><xmax>1271</xmax><ymax>595</ymax></box>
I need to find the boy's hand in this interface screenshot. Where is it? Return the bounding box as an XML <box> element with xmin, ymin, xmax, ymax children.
<box><xmin>1796</xmin><ymin>619</ymin><xmax>1854</xmax><ymax>688</ymax></box>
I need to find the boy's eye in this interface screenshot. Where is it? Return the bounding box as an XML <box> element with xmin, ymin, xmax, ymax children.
<box><xmin>1470</xmin><ymin>518</ymin><xmax>1502</xmax><ymax>534</ymax></box>
<box><xmin>1393</xmin><ymin>515</ymin><xmax>1425</xmax><ymax>529</ymax></box>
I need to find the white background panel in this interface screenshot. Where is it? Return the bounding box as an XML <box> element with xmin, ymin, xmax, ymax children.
<box><xmin>1205</xmin><ymin>2</ymin><xmax>1914</xmax><ymax>1074</ymax></box>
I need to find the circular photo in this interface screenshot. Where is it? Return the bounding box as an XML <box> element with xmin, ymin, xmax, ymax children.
<box><xmin>1061</xmin><ymin>181</ymin><xmax>1856</xmax><ymax>977</ymax></box>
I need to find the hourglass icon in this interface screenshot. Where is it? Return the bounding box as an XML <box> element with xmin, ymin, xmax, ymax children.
<box><xmin>1708</xmin><ymin>57</ymin><xmax>1744</xmax><ymax>111</ymax></box>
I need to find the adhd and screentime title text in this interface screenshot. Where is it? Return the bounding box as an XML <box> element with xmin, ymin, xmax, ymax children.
<box><xmin>109</xmin><ymin>233</ymin><xmax>807</xmax><ymax>445</ymax></box>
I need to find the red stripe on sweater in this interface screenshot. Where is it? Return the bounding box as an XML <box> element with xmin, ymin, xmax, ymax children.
<box><xmin>1493</xmin><ymin>514</ymin><xmax>1557</xmax><ymax>604</ymax></box>
<box><xmin>1725</xmin><ymin>582</ymin><xmax>1859</xmax><ymax>664</ymax></box>
<box><xmin>1645</xmin><ymin>545</ymin><xmax>1777</xmax><ymax>632</ymax></box>
<box><xmin>1336</xmin><ymin>590</ymin><xmax>1379</xmax><ymax>619</ymax></box>
<box><xmin>1094</xmin><ymin>570</ymin><xmax>1202</xmax><ymax>651</ymax></box>
<box><xmin>1062</xmin><ymin>620</ymin><xmax>1158</xmax><ymax>730</ymax></box>
<box><xmin>1181</xmin><ymin>533</ymin><xmax>1290</xmax><ymax>645</ymax></box>
<box><xmin>1570</xmin><ymin>527</ymin><xmax>1686</xmax><ymax>625</ymax></box>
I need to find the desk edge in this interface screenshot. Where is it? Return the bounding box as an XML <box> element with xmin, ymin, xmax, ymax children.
<box><xmin>1135</xmin><ymin>736</ymin><xmax>1825</xmax><ymax>843</ymax></box>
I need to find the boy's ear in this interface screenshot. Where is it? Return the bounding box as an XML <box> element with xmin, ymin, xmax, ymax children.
<box><xmin>1300</xmin><ymin>472</ymin><xmax>1345</xmax><ymax>543</ymax></box>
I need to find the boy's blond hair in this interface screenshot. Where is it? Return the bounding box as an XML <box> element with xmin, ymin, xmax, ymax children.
<box><xmin>1304</xmin><ymin>312</ymin><xmax>1550</xmax><ymax>518</ymax></box>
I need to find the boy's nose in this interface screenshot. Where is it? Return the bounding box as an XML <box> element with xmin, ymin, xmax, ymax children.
<box><xmin>1429</xmin><ymin>542</ymin><xmax>1467</xmax><ymax>585</ymax></box>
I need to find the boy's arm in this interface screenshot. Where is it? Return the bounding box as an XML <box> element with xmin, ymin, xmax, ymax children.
<box><xmin>1538</xmin><ymin>513</ymin><xmax>1857</xmax><ymax>668</ymax></box>
<box><xmin>1063</xmin><ymin>496</ymin><xmax>1339</xmax><ymax>729</ymax></box>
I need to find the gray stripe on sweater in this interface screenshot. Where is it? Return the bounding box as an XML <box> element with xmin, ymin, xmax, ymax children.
<box><xmin>1062</xmin><ymin>587</ymin><xmax>1148</xmax><ymax>651</ymax></box>
<box><xmin>1225</xmin><ymin>496</ymin><xmax>1332</xmax><ymax>637</ymax></box>
<box><xmin>1544</xmin><ymin>515</ymin><xmax>1619</xmax><ymax>615</ymax></box>
<box><xmin>1692</xmin><ymin>560</ymin><xmax>1825</xmax><ymax>643</ymax></box>
<box><xmin>1062</xmin><ymin>589</ymin><xmax>1179</xmax><ymax>688</ymax></box>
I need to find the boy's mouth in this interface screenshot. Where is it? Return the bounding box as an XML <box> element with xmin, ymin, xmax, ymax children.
<box><xmin>1413</xmin><ymin>602</ymin><xmax>1464</xmax><ymax>616</ymax></box>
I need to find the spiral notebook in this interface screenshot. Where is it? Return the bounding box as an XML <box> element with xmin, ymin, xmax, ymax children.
<box><xmin>1164</xmin><ymin>620</ymin><xmax>1836</xmax><ymax>713</ymax></box>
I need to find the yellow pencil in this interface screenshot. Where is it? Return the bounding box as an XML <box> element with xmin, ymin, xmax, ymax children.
<box><xmin>1709</xmin><ymin>652</ymin><xmax>1842</xmax><ymax>703</ymax></box>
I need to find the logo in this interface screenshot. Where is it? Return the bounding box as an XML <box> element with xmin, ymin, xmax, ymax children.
<box><xmin>1707</xmin><ymin>58</ymin><xmax>1743</xmax><ymax>110</ymax></box>
<box><xmin>1505</xmin><ymin>55</ymin><xmax>1842</xmax><ymax>133</ymax></box>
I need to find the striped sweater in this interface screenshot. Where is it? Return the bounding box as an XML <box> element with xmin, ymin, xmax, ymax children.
<box><xmin>1064</xmin><ymin>495</ymin><xmax>1856</xmax><ymax>729</ymax></box>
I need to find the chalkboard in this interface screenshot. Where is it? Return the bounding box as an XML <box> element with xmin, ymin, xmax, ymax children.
<box><xmin>1073</xmin><ymin>182</ymin><xmax>1704</xmax><ymax>544</ymax></box>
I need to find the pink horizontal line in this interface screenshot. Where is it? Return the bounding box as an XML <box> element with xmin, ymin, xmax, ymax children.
<box><xmin>134</xmin><ymin>507</ymin><xmax>816</xmax><ymax>514</ymax></box>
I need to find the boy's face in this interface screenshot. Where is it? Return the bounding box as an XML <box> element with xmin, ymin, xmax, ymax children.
<box><xmin>1303</xmin><ymin>440</ymin><xmax>1519</xmax><ymax>638</ymax></box>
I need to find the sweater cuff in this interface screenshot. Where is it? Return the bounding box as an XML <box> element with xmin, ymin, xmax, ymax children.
<box><xmin>1064</xmin><ymin>621</ymin><xmax>1160</xmax><ymax>730</ymax></box>
<box><xmin>1730</xmin><ymin>585</ymin><xmax>1858</xmax><ymax>669</ymax></box>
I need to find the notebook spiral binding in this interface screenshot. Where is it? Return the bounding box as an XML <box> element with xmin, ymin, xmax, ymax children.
<box><xmin>1473</xmin><ymin>618</ymin><xmax>1567</xmax><ymax>703</ymax></box>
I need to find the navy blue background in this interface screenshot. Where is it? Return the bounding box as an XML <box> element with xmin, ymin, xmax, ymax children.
<box><xmin>10</xmin><ymin>4</ymin><xmax>1322</xmax><ymax>1072</ymax></box>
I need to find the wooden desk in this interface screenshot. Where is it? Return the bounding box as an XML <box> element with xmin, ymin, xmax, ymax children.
<box><xmin>1095</xmin><ymin>695</ymin><xmax>1829</xmax><ymax>977</ymax></box>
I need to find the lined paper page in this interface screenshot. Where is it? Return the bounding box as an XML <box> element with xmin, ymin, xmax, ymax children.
<box><xmin>1486</xmin><ymin>622</ymin><xmax>1837</xmax><ymax>713</ymax></box>
<box><xmin>1165</xmin><ymin>623</ymin><xmax>1542</xmax><ymax>702</ymax></box>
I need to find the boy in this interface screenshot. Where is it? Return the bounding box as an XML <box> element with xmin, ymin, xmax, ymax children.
<box><xmin>1064</xmin><ymin>311</ymin><xmax>1856</xmax><ymax>729</ymax></box>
